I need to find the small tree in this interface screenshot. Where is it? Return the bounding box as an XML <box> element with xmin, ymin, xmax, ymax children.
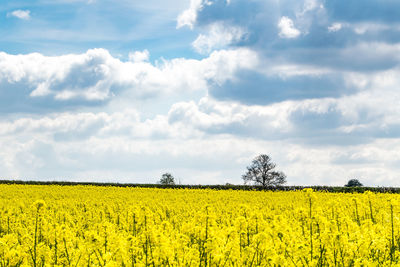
<box><xmin>242</xmin><ymin>154</ymin><xmax>286</xmax><ymax>187</ymax></box>
<box><xmin>159</xmin><ymin>173</ymin><xmax>175</xmax><ymax>185</ymax></box>
<box><xmin>345</xmin><ymin>179</ymin><xmax>363</xmax><ymax>187</ymax></box>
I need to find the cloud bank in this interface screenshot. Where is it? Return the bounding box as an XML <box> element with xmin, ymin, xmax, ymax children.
<box><xmin>0</xmin><ymin>48</ymin><xmax>257</xmax><ymax>113</ymax></box>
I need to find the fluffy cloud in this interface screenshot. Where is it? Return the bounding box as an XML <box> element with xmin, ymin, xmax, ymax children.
<box><xmin>128</xmin><ymin>49</ymin><xmax>150</xmax><ymax>63</ymax></box>
<box><xmin>7</xmin><ymin>10</ymin><xmax>31</xmax><ymax>20</ymax></box>
<box><xmin>176</xmin><ymin>0</ymin><xmax>211</xmax><ymax>29</ymax></box>
<box><xmin>168</xmin><ymin>97</ymin><xmax>293</xmax><ymax>138</ymax></box>
<box><xmin>0</xmin><ymin>48</ymin><xmax>258</xmax><ymax>113</ymax></box>
<box><xmin>174</xmin><ymin>0</ymin><xmax>400</xmax><ymax>108</ymax></box>
<box><xmin>178</xmin><ymin>0</ymin><xmax>400</xmax><ymax>70</ymax></box>
<box><xmin>166</xmin><ymin>87</ymin><xmax>400</xmax><ymax>144</ymax></box>
<box><xmin>4</xmin><ymin>85</ymin><xmax>400</xmax><ymax>147</ymax></box>
<box><xmin>192</xmin><ymin>22</ymin><xmax>246</xmax><ymax>54</ymax></box>
<box><xmin>278</xmin><ymin>16</ymin><xmax>301</xmax><ymax>38</ymax></box>
<box><xmin>328</xmin><ymin>22</ymin><xmax>342</xmax><ymax>32</ymax></box>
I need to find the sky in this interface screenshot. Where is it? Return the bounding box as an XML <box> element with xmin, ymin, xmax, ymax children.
<box><xmin>1</xmin><ymin>0</ymin><xmax>400</xmax><ymax>186</ymax></box>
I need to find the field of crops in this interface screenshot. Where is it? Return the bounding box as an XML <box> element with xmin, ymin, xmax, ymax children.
<box><xmin>0</xmin><ymin>185</ymin><xmax>400</xmax><ymax>266</ymax></box>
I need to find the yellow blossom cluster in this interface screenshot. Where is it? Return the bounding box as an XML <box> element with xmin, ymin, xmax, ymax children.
<box><xmin>0</xmin><ymin>185</ymin><xmax>400</xmax><ymax>266</ymax></box>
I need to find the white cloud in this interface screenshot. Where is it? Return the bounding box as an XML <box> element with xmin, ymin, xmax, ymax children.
<box><xmin>328</xmin><ymin>22</ymin><xmax>342</xmax><ymax>32</ymax></box>
<box><xmin>0</xmin><ymin>109</ymin><xmax>188</xmax><ymax>140</ymax></box>
<box><xmin>176</xmin><ymin>0</ymin><xmax>212</xmax><ymax>29</ymax></box>
<box><xmin>7</xmin><ymin>10</ymin><xmax>31</xmax><ymax>20</ymax></box>
<box><xmin>192</xmin><ymin>22</ymin><xmax>247</xmax><ymax>54</ymax></box>
<box><xmin>297</xmin><ymin>0</ymin><xmax>323</xmax><ymax>17</ymax></box>
<box><xmin>165</xmin><ymin>66</ymin><xmax>400</xmax><ymax>143</ymax></box>
<box><xmin>168</xmin><ymin>97</ymin><xmax>294</xmax><ymax>136</ymax></box>
<box><xmin>0</xmin><ymin>48</ymin><xmax>258</xmax><ymax>110</ymax></box>
<box><xmin>129</xmin><ymin>49</ymin><xmax>150</xmax><ymax>62</ymax></box>
<box><xmin>278</xmin><ymin>16</ymin><xmax>301</xmax><ymax>39</ymax></box>
<box><xmin>302</xmin><ymin>0</ymin><xmax>320</xmax><ymax>13</ymax></box>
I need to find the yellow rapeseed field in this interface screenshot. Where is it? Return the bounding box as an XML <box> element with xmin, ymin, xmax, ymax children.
<box><xmin>0</xmin><ymin>185</ymin><xmax>399</xmax><ymax>266</ymax></box>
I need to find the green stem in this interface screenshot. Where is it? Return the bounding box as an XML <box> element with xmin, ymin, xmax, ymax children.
<box><xmin>369</xmin><ymin>199</ymin><xmax>375</xmax><ymax>223</ymax></box>
<box><xmin>391</xmin><ymin>204</ymin><xmax>395</xmax><ymax>263</ymax></box>
<box><xmin>33</xmin><ymin>212</ymin><xmax>38</xmax><ymax>267</ymax></box>
<box><xmin>309</xmin><ymin>197</ymin><xmax>313</xmax><ymax>261</ymax></box>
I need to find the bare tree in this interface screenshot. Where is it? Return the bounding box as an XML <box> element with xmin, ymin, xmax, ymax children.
<box><xmin>159</xmin><ymin>173</ymin><xmax>175</xmax><ymax>185</ymax></box>
<box><xmin>242</xmin><ymin>154</ymin><xmax>286</xmax><ymax>187</ymax></box>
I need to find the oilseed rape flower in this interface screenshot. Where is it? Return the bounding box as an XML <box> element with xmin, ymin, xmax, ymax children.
<box><xmin>2</xmin><ymin>185</ymin><xmax>400</xmax><ymax>265</ymax></box>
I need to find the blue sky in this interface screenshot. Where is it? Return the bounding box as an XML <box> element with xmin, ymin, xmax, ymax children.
<box><xmin>1</xmin><ymin>0</ymin><xmax>400</xmax><ymax>186</ymax></box>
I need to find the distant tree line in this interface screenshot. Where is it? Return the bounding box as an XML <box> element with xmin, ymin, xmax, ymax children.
<box><xmin>0</xmin><ymin>179</ymin><xmax>390</xmax><ymax>193</ymax></box>
<box><xmin>0</xmin><ymin>154</ymin><xmax>369</xmax><ymax>192</ymax></box>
